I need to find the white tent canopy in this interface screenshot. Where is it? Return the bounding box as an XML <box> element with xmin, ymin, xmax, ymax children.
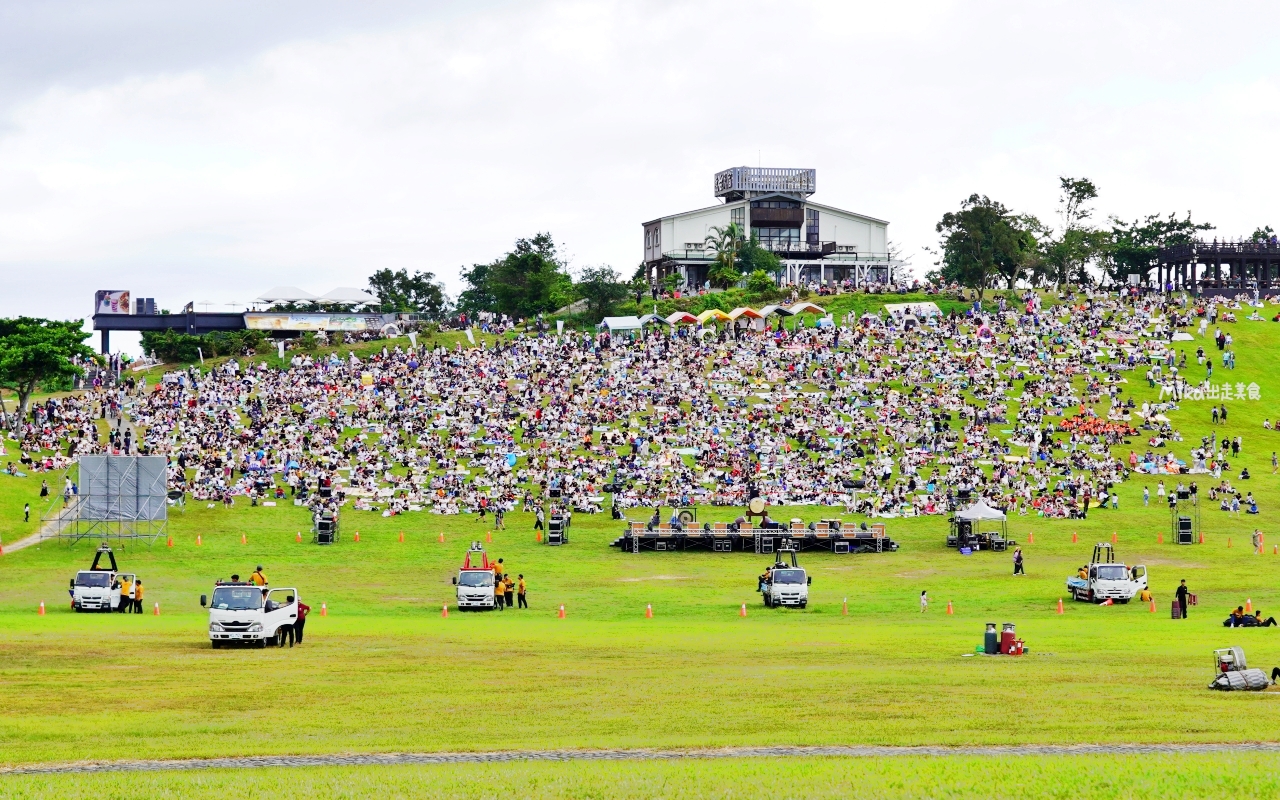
<box><xmin>318</xmin><ymin>287</ymin><xmax>377</xmax><ymax>305</ymax></box>
<box><xmin>955</xmin><ymin>500</ymin><xmax>1007</xmax><ymax>521</ymax></box>
<box><xmin>256</xmin><ymin>286</ymin><xmax>318</xmax><ymax>303</ymax></box>
<box><xmin>599</xmin><ymin>315</ymin><xmax>643</xmax><ymax>332</ymax></box>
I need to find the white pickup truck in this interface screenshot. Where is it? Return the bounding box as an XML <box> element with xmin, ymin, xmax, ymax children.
<box><xmin>201</xmin><ymin>581</ymin><xmax>301</xmax><ymax>648</ymax></box>
<box><xmin>69</xmin><ymin>544</ymin><xmax>134</xmax><ymax>612</ymax></box>
<box><xmin>453</xmin><ymin>543</ymin><xmax>496</xmax><ymax>610</ymax></box>
<box><xmin>1066</xmin><ymin>543</ymin><xmax>1147</xmax><ymax>604</ymax></box>
<box><xmin>759</xmin><ymin>548</ymin><xmax>811</xmax><ymax>608</ymax></box>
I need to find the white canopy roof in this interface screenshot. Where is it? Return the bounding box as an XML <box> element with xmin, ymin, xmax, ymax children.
<box><xmin>955</xmin><ymin>500</ymin><xmax>1007</xmax><ymax>521</ymax></box>
<box><xmin>638</xmin><ymin>314</ymin><xmax>671</xmax><ymax>326</ymax></box>
<box><xmin>318</xmin><ymin>287</ymin><xmax>377</xmax><ymax>305</ymax></box>
<box><xmin>256</xmin><ymin>286</ymin><xmax>318</xmax><ymax>303</ymax></box>
<box><xmin>599</xmin><ymin>315</ymin><xmax>643</xmax><ymax>332</ymax></box>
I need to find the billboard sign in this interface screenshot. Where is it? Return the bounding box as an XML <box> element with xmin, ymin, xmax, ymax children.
<box><xmin>243</xmin><ymin>313</ymin><xmax>367</xmax><ymax>332</ymax></box>
<box><xmin>95</xmin><ymin>290</ymin><xmax>131</xmax><ymax>315</ymax></box>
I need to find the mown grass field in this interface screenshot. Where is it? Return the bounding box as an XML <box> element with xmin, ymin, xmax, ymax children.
<box><xmin>2</xmin><ymin>297</ymin><xmax>1280</xmax><ymax>797</ymax></box>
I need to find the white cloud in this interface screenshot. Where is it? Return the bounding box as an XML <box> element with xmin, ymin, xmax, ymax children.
<box><xmin>2</xmin><ymin>0</ymin><xmax>1279</xmax><ymax>354</ymax></box>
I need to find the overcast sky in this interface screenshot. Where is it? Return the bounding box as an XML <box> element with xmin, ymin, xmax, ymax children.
<box><xmin>3</xmin><ymin>0</ymin><xmax>1279</xmax><ymax>353</ymax></box>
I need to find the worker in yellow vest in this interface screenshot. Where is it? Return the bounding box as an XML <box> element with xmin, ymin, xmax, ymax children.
<box><xmin>118</xmin><ymin>576</ymin><xmax>133</xmax><ymax>613</ymax></box>
<box><xmin>133</xmin><ymin>580</ymin><xmax>144</xmax><ymax>614</ymax></box>
<box><xmin>251</xmin><ymin>566</ymin><xmax>268</xmax><ymax>586</ymax></box>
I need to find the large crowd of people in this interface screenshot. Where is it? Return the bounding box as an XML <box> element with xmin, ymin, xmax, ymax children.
<box><xmin>4</xmin><ymin>287</ymin><xmax>1269</xmax><ymax>528</ymax></box>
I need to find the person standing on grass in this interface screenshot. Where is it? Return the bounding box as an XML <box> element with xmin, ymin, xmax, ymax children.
<box><xmin>1143</xmin><ymin>486</ymin><xmax>1150</xmax><ymax>506</ymax></box>
<box><xmin>494</xmin><ymin>574</ymin><xmax>506</xmax><ymax>610</ymax></box>
<box><xmin>1013</xmin><ymin>547</ymin><xmax>1025</xmax><ymax>575</ymax></box>
<box><xmin>920</xmin><ymin>590</ymin><xmax>928</xmax><ymax>613</ymax></box>
<box><xmin>1176</xmin><ymin>580</ymin><xmax>1190</xmax><ymax>619</ymax></box>
<box><xmin>504</xmin><ymin>574</ymin><xmax>515</xmax><ymax>606</ymax></box>
<box><xmin>534</xmin><ymin>505</ymin><xmax>545</xmax><ymax>532</ymax></box>
<box><xmin>1272</xmin><ymin>452</ymin><xmax>1277</xmax><ymax>475</ymax></box>
<box><xmin>294</xmin><ymin>600</ymin><xmax>310</xmax><ymax>643</ymax></box>
<box><xmin>280</xmin><ymin>596</ymin><xmax>296</xmax><ymax>647</ymax></box>
<box><xmin>23</xmin><ymin>502</ymin><xmax>29</xmax><ymax>522</ymax></box>
<box><xmin>517</xmin><ymin>574</ymin><xmax>527</xmax><ymax>608</ymax></box>
<box><xmin>133</xmin><ymin>579</ymin><xmax>144</xmax><ymax>614</ymax></box>
<box><xmin>119</xmin><ymin>574</ymin><xmax>133</xmax><ymax>613</ymax></box>
<box><xmin>495</xmin><ymin>507</ymin><xmax>505</xmax><ymax>530</ymax></box>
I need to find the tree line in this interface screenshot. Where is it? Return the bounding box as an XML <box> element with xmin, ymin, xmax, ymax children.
<box><xmin>0</xmin><ymin>318</ymin><xmax>96</xmax><ymax>431</ymax></box>
<box><xmin>930</xmin><ymin>177</ymin><xmax>1271</xmax><ymax>296</ymax></box>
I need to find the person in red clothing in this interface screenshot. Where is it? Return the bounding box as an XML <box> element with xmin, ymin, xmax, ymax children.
<box><xmin>293</xmin><ymin>599</ymin><xmax>311</xmax><ymax>645</ymax></box>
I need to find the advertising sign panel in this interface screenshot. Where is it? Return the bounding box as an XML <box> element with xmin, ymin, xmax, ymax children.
<box><xmin>95</xmin><ymin>290</ymin><xmax>131</xmax><ymax>315</ymax></box>
<box><xmin>243</xmin><ymin>313</ymin><xmax>367</xmax><ymax>332</ymax></box>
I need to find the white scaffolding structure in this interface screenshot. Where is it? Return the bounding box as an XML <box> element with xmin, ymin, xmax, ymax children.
<box><xmin>44</xmin><ymin>455</ymin><xmax>168</xmax><ymax>544</ymax></box>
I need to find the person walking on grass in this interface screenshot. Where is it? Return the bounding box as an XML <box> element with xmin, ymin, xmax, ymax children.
<box><xmin>1272</xmin><ymin>452</ymin><xmax>1277</xmax><ymax>475</ymax></box>
<box><xmin>1143</xmin><ymin>486</ymin><xmax>1149</xmax><ymax>506</ymax></box>
<box><xmin>1013</xmin><ymin>547</ymin><xmax>1025</xmax><ymax>575</ymax></box>
<box><xmin>920</xmin><ymin>590</ymin><xmax>928</xmax><ymax>613</ymax></box>
<box><xmin>534</xmin><ymin>505</ymin><xmax>545</xmax><ymax>532</ymax></box>
<box><xmin>517</xmin><ymin>574</ymin><xmax>527</xmax><ymax>608</ymax></box>
<box><xmin>23</xmin><ymin>502</ymin><xmax>29</xmax><ymax>522</ymax></box>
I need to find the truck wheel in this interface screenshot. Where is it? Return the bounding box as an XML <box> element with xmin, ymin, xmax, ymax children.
<box><xmin>1118</xmin><ymin>599</ymin><xmax>1130</xmax><ymax>604</ymax></box>
<box><xmin>763</xmin><ymin>596</ymin><xmax>771</xmax><ymax>608</ymax></box>
<box><xmin>211</xmin><ymin>640</ymin><xmax>222</xmax><ymax>649</ymax></box>
<box><xmin>799</xmin><ymin>601</ymin><xmax>807</xmax><ymax>609</ymax></box>
<box><xmin>257</xmin><ymin>637</ymin><xmax>267</xmax><ymax>649</ymax></box>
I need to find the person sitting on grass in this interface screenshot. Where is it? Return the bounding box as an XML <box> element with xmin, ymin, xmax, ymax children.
<box><xmin>1254</xmin><ymin>608</ymin><xmax>1277</xmax><ymax>628</ymax></box>
<box><xmin>1224</xmin><ymin>606</ymin><xmax>1246</xmax><ymax>627</ymax></box>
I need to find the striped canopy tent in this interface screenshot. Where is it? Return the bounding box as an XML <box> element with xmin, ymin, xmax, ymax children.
<box><xmin>727</xmin><ymin>307</ymin><xmax>764</xmax><ymax>320</ymax></box>
<box><xmin>638</xmin><ymin>314</ymin><xmax>671</xmax><ymax>326</ymax></box>
<box><xmin>696</xmin><ymin>309</ymin><xmax>732</xmax><ymax>324</ymax></box>
<box><xmin>786</xmin><ymin>301</ymin><xmax>827</xmax><ymax>315</ymax></box>
<box><xmin>665</xmin><ymin>311</ymin><xmax>699</xmax><ymax>325</ymax></box>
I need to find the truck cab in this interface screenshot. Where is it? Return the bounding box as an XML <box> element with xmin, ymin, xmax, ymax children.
<box><xmin>68</xmin><ymin>544</ymin><xmax>133</xmax><ymax>612</ymax></box>
<box><xmin>453</xmin><ymin>543</ymin><xmax>496</xmax><ymax>610</ymax></box>
<box><xmin>759</xmin><ymin>548</ymin><xmax>811</xmax><ymax>608</ymax></box>
<box><xmin>201</xmin><ymin>581</ymin><xmax>300</xmax><ymax>648</ymax></box>
<box><xmin>1067</xmin><ymin>543</ymin><xmax>1147</xmax><ymax>604</ymax></box>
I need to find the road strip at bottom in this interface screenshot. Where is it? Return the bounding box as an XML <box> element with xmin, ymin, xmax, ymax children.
<box><xmin>6</xmin><ymin>743</ymin><xmax>1280</xmax><ymax>776</ymax></box>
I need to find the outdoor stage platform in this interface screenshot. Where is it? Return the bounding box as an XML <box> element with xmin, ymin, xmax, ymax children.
<box><xmin>610</xmin><ymin>521</ymin><xmax>899</xmax><ymax>554</ymax></box>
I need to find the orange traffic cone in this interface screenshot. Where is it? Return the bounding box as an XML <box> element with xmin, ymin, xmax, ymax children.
<box><xmin>1149</xmin><ymin>598</ymin><xmax>1156</xmax><ymax>613</ymax></box>
<box><xmin>1028</xmin><ymin>532</ymin><xmax>1034</xmax><ymax>544</ymax></box>
<box><xmin>196</xmin><ymin>535</ymin><xmax>202</xmax><ymax>546</ymax></box>
<box><xmin>946</xmin><ymin>600</ymin><xmax>954</xmax><ymax>615</ymax></box>
<box><xmin>1057</xmin><ymin>598</ymin><xmax>1064</xmax><ymax>615</ymax></box>
<box><xmin>296</xmin><ymin>531</ymin><xmax>302</xmax><ymax>543</ymax></box>
<box><xmin>1246</xmin><ymin>598</ymin><xmax>1253</xmax><ymax>613</ymax></box>
<box><xmin>1112</xmin><ymin>531</ymin><xmax>1117</xmax><ymax>543</ymax></box>
<box><xmin>842</xmin><ymin>598</ymin><xmax>848</xmax><ymax>616</ymax></box>
<box><xmin>645</xmin><ymin>604</ymin><xmax>653</xmax><ymax>618</ymax></box>
<box><xmin>354</xmin><ymin>531</ymin><xmax>360</xmax><ymax>543</ymax></box>
<box><xmin>536</xmin><ymin>532</ymin><xmax>542</xmax><ymax>543</ymax></box>
<box><xmin>442</xmin><ymin>604</ymin><xmax>449</xmax><ymax>618</ymax></box>
<box><xmin>167</xmin><ymin>536</ymin><xmax>173</xmax><ymax>547</ymax></box>
<box><xmin>438</xmin><ymin>532</ymin><xmax>445</xmax><ymax>543</ymax></box>
<box><xmin>739</xmin><ymin>603</ymin><xmax>748</xmax><ymax>617</ymax></box>
<box><xmin>38</xmin><ymin>601</ymin><xmax>45</xmax><ymax>616</ymax></box>
<box><xmin>321</xmin><ymin>603</ymin><xmax>328</xmax><ymax>617</ymax></box>
<box><xmin>241</xmin><ymin>533</ymin><xmax>247</xmax><ymax>545</ymax></box>
<box><xmin>486</xmin><ymin>531</ymin><xmax>492</xmax><ymax>543</ymax></box>
<box><xmin>1200</xmin><ymin>532</ymin><xmax>1205</xmax><ymax>544</ymax></box>
<box><xmin>1072</xmin><ymin>531</ymin><xmax>1077</xmax><ymax>543</ymax></box>
<box><xmin>398</xmin><ymin>531</ymin><xmax>404</xmax><ymax>543</ymax></box>
<box><xmin>1102</xmin><ymin>598</ymin><xmax>1114</xmax><ymax>606</ymax></box>
<box><xmin>1274</xmin><ymin>544</ymin><xmax>1277</xmax><ymax>555</ymax></box>
<box><xmin>557</xmin><ymin>604</ymin><xmax>566</xmax><ymax>619</ymax></box>
<box><xmin>1158</xmin><ymin>532</ymin><xmax>1163</xmax><ymax>544</ymax></box>
<box><xmin>153</xmin><ymin>602</ymin><xmax>160</xmax><ymax>616</ymax></box>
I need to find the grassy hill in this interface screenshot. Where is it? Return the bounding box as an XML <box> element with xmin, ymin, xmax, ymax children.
<box><xmin>3</xmin><ymin>293</ymin><xmax>1280</xmax><ymax>798</ymax></box>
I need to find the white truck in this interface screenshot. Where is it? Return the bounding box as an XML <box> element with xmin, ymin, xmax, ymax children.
<box><xmin>200</xmin><ymin>580</ymin><xmax>301</xmax><ymax>648</ymax></box>
<box><xmin>68</xmin><ymin>544</ymin><xmax>135</xmax><ymax>612</ymax></box>
<box><xmin>759</xmin><ymin>548</ymin><xmax>811</xmax><ymax>608</ymax></box>
<box><xmin>452</xmin><ymin>543</ymin><xmax>496</xmax><ymax>610</ymax></box>
<box><xmin>1066</xmin><ymin>543</ymin><xmax>1147</xmax><ymax>604</ymax></box>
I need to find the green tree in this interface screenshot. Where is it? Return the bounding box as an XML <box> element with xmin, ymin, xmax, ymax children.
<box><xmin>368</xmin><ymin>269</ymin><xmax>449</xmax><ymax>317</ymax></box>
<box><xmin>934</xmin><ymin>195</ymin><xmax>1024</xmax><ymax>297</ymax></box>
<box><xmin>456</xmin><ymin>233</ymin><xmax>572</xmax><ymax>319</ymax></box>
<box><xmin>0</xmin><ymin>318</ymin><xmax>96</xmax><ymax>431</ymax></box>
<box><xmin>1041</xmin><ymin>177</ymin><xmax>1102</xmax><ymax>286</ymax></box>
<box><xmin>573</xmin><ymin>266</ymin><xmax>628</xmax><ymax>320</ymax></box>
<box><xmin>704</xmin><ymin>223</ymin><xmax>745</xmax><ymax>288</ymax></box>
<box><xmin>737</xmin><ymin>235</ymin><xmax>783</xmax><ymax>280</ymax></box>
<box><xmin>1100</xmin><ymin>212</ymin><xmax>1213</xmax><ymax>285</ymax></box>
<box><xmin>1250</xmin><ymin>226</ymin><xmax>1275</xmax><ymax>244</ymax></box>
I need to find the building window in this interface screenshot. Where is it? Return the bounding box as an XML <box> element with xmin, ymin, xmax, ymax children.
<box><xmin>753</xmin><ymin>227</ymin><xmax>800</xmax><ymax>249</ymax></box>
<box><xmin>806</xmin><ymin>209</ymin><xmax>819</xmax><ymax>245</ymax></box>
<box><xmin>731</xmin><ymin>207</ymin><xmax>745</xmax><ymax>229</ymax></box>
<box><xmin>751</xmin><ymin>200</ymin><xmax>800</xmax><ymax>209</ymax></box>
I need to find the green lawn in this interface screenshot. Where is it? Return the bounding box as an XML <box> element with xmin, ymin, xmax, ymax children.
<box><xmin>2</xmin><ymin>298</ymin><xmax>1280</xmax><ymax>797</ymax></box>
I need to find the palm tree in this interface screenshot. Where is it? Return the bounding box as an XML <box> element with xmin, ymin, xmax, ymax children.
<box><xmin>704</xmin><ymin>223</ymin><xmax>745</xmax><ymax>289</ymax></box>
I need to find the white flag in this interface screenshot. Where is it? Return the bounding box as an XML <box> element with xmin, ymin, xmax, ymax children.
<box><xmin>465</xmin><ymin>329</ymin><xmax>475</xmax><ymax>345</ymax></box>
